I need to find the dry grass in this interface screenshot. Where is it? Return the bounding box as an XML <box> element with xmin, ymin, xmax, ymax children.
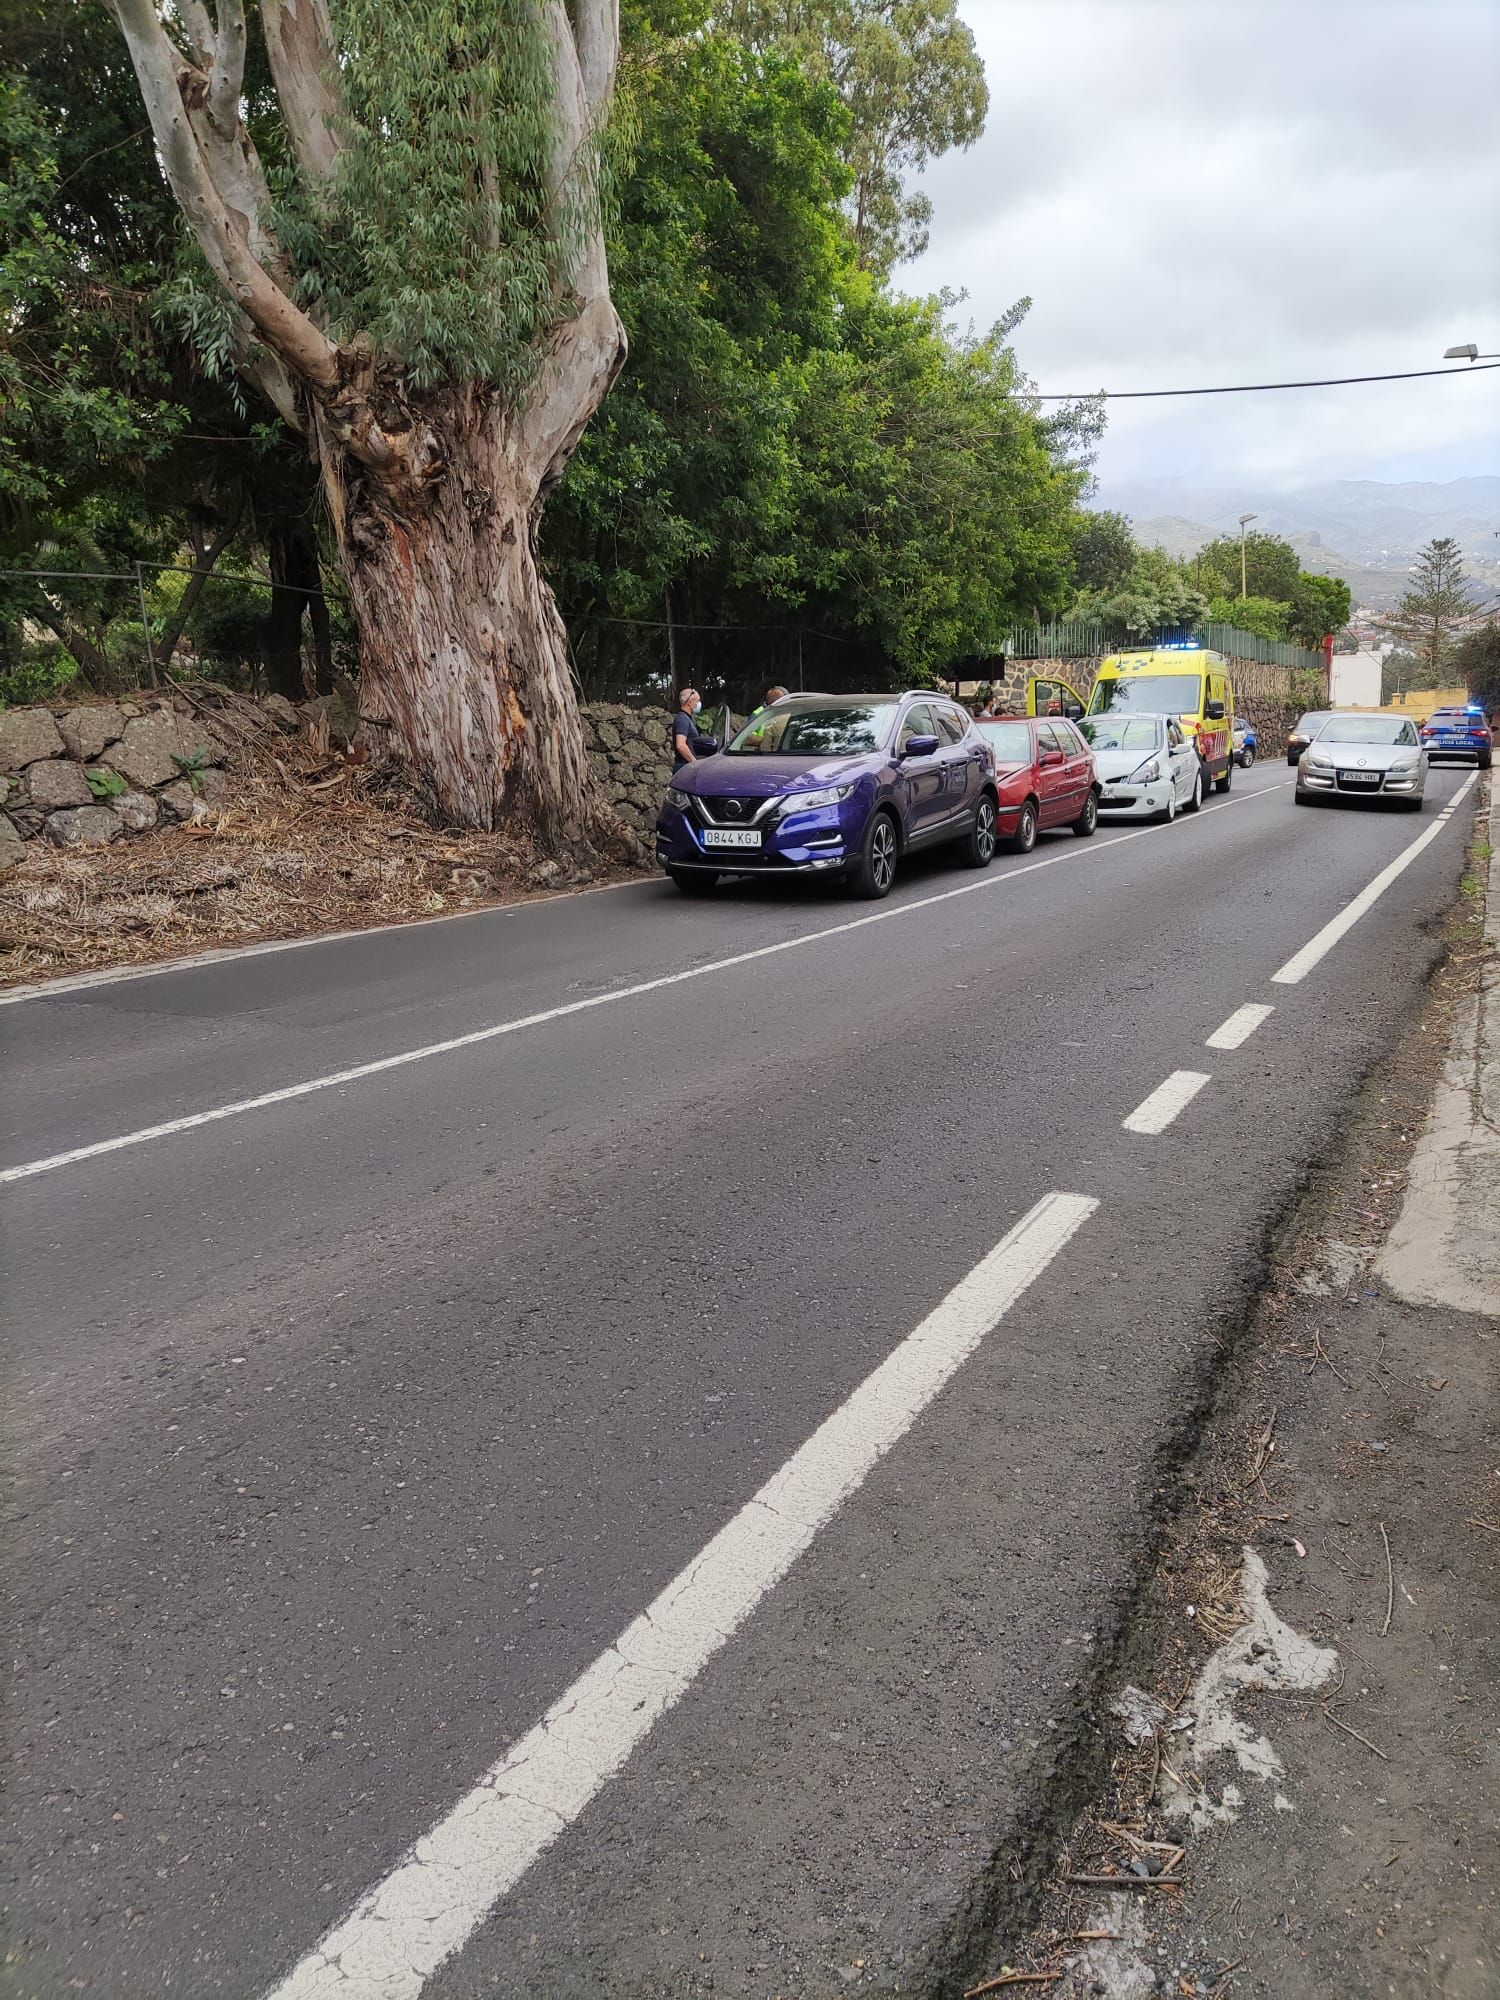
<box><xmin>0</xmin><ymin>686</ymin><xmax>646</xmax><ymax>986</ymax></box>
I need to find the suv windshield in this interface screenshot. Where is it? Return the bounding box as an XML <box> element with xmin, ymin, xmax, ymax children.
<box><xmin>1090</xmin><ymin>674</ymin><xmax>1203</xmax><ymax>715</ymax></box>
<box><xmin>1315</xmin><ymin>716</ymin><xmax>1414</xmax><ymax>746</ymax></box>
<box><xmin>976</xmin><ymin>720</ymin><xmax>1032</xmax><ymax>762</ymax></box>
<box><xmin>728</xmin><ymin>699</ymin><xmax>896</xmax><ymax>756</ymax></box>
<box><xmin>1081</xmin><ymin>717</ymin><xmax>1160</xmax><ymax>752</ymax></box>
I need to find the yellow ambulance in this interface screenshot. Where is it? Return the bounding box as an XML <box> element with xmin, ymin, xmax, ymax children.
<box><xmin>1080</xmin><ymin>646</ymin><xmax>1235</xmax><ymax>793</ymax></box>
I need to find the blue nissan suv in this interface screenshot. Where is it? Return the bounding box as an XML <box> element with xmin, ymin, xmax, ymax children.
<box><xmin>655</xmin><ymin>692</ymin><xmax>1001</xmax><ymax>899</ymax></box>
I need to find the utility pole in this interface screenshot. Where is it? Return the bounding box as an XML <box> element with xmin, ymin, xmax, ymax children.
<box><xmin>1238</xmin><ymin>513</ymin><xmax>1257</xmax><ymax>601</ymax></box>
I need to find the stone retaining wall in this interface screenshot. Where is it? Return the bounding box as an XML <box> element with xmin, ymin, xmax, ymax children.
<box><xmin>581</xmin><ymin>702</ymin><xmax>674</xmax><ymax>845</ymax></box>
<box><xmin>0</xmin><ymin>696</ymin><xmax>237</xmax><ymax>869</ymax></box>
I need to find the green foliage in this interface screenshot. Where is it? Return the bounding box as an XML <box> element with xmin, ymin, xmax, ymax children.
<box><xmin>1192</xmin><ymin>530</ymin><xmax>1301</xmax><ymax>604</ymax></box>
<box><xmin>721</xmin><ymin>0</ymin><xmax>986</xmax><ymax>269</ymax></box>
<box><xmin>1066</xmin><ymin>545</ymin><xmax>1207</xmax><ymax>638</ymax></box>
<box><xmin>1394</xmin><ymin>537</ymin><xmax>1472</xmax><ymax>678</ymax></box>
<box><xmin>171</xmin><ymin>746</ymin><xmax>212</xmax><ymax>793</ymax></box>
<box><xmin>0</xmin><ymin>639</ymin><xmax>79</xmax><ymax>708</ymax></box>
<box><xmin>1288</xmin><ymin>570</ymin><xmax>1350</xmax><ymax>646</ymax></box>
<box><xmin>275</xmin><ymin>0</ymin><xmax>576</xmax><ymax>390</ymax></box>
<box><xmin>546</xmin><ymin>21</ymin><xmax>1087</xmax><ymax>695</ymax></box>
<box><xmin>1454</xmin><ymin>621</ymin><xmax>1500</xmax><ymax>713</ymax></box>
<box><xmin>1206</xmin><ymin>594</ymin><xmax>1289</xmax><ymax>643</ymax></box>
<box><xmin>86</xmin><ymin>764</ymin><xmax>130</xmax><ymax>799</ymax></box>
<box><xmin>1070</xmin><ymin>510</ymin><xmax>1135</xmax><ymax>593</ymax></box>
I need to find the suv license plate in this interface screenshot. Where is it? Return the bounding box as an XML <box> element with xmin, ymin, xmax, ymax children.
<box><xmin>1339</xmin><ymin>769</ymin><xmax>1379</xmax><ymax>785</ymax></box>
<box><xmin>703</xmin><ymin>828</ymin><xmax>762</xmax><ymax>849</ymax></box>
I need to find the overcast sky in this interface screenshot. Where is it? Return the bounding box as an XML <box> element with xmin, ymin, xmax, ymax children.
<box><xmin>901</xmin><ymin>0</ymin><xmax>1500</xmax><ymax>500</ymax></box>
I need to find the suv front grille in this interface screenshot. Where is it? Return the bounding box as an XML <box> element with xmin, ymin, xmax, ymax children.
<box><xmin>695</xmin><ymin>796</ymin><xmax>774</xmax><ymax>826</ymax></box>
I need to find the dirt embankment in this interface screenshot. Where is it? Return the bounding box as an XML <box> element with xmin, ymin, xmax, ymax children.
<box><xmin>0</xmin><ymin>688</ymin><xmax>649</xmax><ymax>988</ymax></box>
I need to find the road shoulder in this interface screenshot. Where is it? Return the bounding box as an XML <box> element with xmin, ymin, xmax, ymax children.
<box><xmin>978</xmin><ymin>780</ymin><xmax>1499</xmax><ymax>2000</ymax></box>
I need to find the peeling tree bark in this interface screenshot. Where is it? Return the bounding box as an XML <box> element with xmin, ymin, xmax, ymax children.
<box><xmin>109</xmin><ymin>0</ymin><xmax>628</xmax><ymax>845</ymax></box>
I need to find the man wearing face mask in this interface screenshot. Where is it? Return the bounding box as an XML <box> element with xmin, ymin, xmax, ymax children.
<box><xmin>671</xmin><ymin>688</ymin><xmax>715</xmax><ymax>771</ymax></box>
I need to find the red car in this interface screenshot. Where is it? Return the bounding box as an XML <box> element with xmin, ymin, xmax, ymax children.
<box><xmin>973</xmin><ymin>714</ymin><xmax>1099</xmax><ymax>852</ymax></box>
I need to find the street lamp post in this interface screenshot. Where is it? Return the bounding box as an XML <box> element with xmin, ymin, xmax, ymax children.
<box><xmin>1238</xmin><ymin>512</ymin><xmax>1257</xmax><ymax>600</ymax></box>
<box><xmin>1443</xmin><ymin>343</ymin><xmax>1500</xmax><ymax>361</ymax></box>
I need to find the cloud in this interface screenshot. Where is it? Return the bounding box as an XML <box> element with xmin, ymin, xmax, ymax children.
<box><xmin>900</xmin><ymin>0</ymin><xmax>1500</xmax><ymax>491</ymax></box>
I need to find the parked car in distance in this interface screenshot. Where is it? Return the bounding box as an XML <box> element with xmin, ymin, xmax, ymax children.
<box><xmin>972</xmin><ymin>715</ymin><xmax>1100</xmax><ymax>852</ymax></box>
<box><xmin>1286</xmin><ymin>709</ymin><xmax>1332</xmax><ymax>765</ymax></box>
<box><xmin>655</xmin><ymin>692</ymin><xmax>1000</xmax><ymax>900</ymax></box>
<box><xmin>1294</xmin><ymin>714</ymin><xmax>1427</xmax><ymax>810</ymax></box>
<box><xmin>1081</xmin><ymin>713</ymin><xmax>1203</xmax><ymax>821</ymax></box>
<box><xmin>1420</xmin><ymin>705</ymin><xmax>1492</xmax><ymax>769</ymax></box>
<box><xmin>1232</xmin><ymin>715</ymin><xmax>1258</xmax><ymax>767</ymax></box>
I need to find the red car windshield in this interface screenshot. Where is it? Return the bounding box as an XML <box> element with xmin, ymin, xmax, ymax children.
<box><xmin>976</xmin><ymin>721</ymin><xmax>1032</xmax><ymax>763</ymax></box>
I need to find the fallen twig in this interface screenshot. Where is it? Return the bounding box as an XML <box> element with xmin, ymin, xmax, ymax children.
<box><xmin>1060</xmin><ymin>1873</ymin><xmax>1182</xmax><ymax>1892</ymax></box>
<box><xmin>963</xmin><ymin>1971</ymin><xmax>1061</xmax><ymax>1995</ymax></box>
<box><xmin>1245</xmin><ymin>1408</ymin><xmax>1277</xmax><ymax>1486</ymax></box>
<box><xmin>1379</xmin><ymin>1522</ymin><xmax>1394</xmax><ymax>1637</ymax></box>
<box><xmin>1208</xmin><ymin>1957</ymin><xmax>1246</xmax><ymax>1997</ymax></box>
<box><xmin>1466</xmin><ymin>1517</ymin><xmax>1500</xmax><ymax>1535</ymax></box>
<box><xmin>1322</xmin><ymin>1707</ymin><xmax>1390</xmax><ymax>1761</ymax></box>
<box><xmin>1307</xmin><ymin>1326</ymin><xmax>1351</xmax><ymax>1387</ymax></box>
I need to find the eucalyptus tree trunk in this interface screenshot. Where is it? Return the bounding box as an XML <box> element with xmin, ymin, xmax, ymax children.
<box><xmin>109</xmin><ymin>0</ymin><xmax>629</xmax><ymax>848</ymax></box>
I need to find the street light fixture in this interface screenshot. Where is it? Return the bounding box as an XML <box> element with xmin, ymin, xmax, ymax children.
<box><xmin>1238</xmin><ymin>512</ymin><xmax>1257</xmax><ymax>600</ymax></box>
<box><xmin>1443</xmin><ymin>343</ymin><xmax>1499</xmax><ymax>361</ymax></box>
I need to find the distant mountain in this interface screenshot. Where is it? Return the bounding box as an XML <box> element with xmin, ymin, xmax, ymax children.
<box><xmin>1101</xmin><ymin>477</ymin><xmax>1500</xmax><ymax>612</ymax></box>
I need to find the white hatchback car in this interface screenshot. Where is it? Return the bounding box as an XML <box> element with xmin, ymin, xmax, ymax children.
<box><xmin>1083</xmin><ymin>714</ymin><xmax>1204</xmax><ymax>821</ymax></box>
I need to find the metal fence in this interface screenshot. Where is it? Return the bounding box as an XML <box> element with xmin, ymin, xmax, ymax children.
<box><xmin>1000</xmin><ymin>620</ymin><xmax>1327</xmax><ymax>672</ymax></box>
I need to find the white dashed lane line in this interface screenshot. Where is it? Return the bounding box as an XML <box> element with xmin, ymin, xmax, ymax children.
<box><xmin>1122</xmin><ymin>1069</ymin><xmax>1213</xmax><ymax>1135</ymax></box>
<box><xmin>260</xmin><ymin>1190</ymin><xmax>1100</xmax><ymax>2000</ymax></box>
<box><xmin>1205</xmin><ymin>1003</ymin><xmax>1274</xmax><ymax>1050</ymax></box>
<box><xmin>1271</xmin><ymin>771</ymin><xmax>1478</xmax><ymax>987</ymax></box>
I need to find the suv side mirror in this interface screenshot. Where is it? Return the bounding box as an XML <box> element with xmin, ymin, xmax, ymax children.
<box><xmin>1205</xmin><ymin>700</ymin><xmax>1226</xmax><ymax>720</ymax></box>
<box><xmin>901</xmin><ymin>733</ymin><xmax>940</xmax><ymax>758</ymax></box>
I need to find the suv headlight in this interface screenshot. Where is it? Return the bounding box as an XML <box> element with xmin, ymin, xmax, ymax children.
<box><xmin>1128</xmin><ymin>756</ymin><xmax>1162</xmax><ymax>783</ymax></box>
<box><xmin>778</xmin><ymin>783</ymin><xmax>853</xmax><ymax>815</ymax></box>
<box><xmin>667</xmin><ymin>787</ymin><xmax>693</xmax><ymax>812</ymax></box>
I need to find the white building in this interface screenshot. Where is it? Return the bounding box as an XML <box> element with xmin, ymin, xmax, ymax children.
<box><xmin>1330</xmin><ymin>649</ymin><xmax>1382</xmax><ymax>708</ymax></box>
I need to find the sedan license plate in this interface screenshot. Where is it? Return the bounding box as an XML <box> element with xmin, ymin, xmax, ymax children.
<box><xmin>1338</xmin><ymin>769</ymin><xmax>1379</xmax><ymax>785</ymax></box>
<box><xmin>703</xmin><ymin>828</ymin><xmax>762</xmax><ymax>849</ymax></box>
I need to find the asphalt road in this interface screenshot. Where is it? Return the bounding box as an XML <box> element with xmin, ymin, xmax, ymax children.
<box><xmin>1</xmin><ymin>762</ymin><xmax>1480</xmax><ymax>1998</ymax></box>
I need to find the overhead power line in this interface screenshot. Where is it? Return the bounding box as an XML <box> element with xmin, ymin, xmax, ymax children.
<box><xmin>1027</xmin><ymin>361</ymin><xmax>1500</xmax><ymax>402</ymax></box>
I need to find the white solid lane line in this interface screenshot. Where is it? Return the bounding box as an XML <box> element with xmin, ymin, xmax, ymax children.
<box><xmin>261</xmin><ymin>1189</ymin><xmax>1099</xmax><ymax>2000</ymax></box>
<box><xmin>1271</xmin><ymin>771</ymin><xmax>1479</xmax><ymax>987</ymax></box>
<box><xmin>1205</xmin><ymin>1002</ymin><xmax>1274</xmax><ymax>1050</ymax></box>
<box><xmin>1122</xmin><ymin>1070</ymin><xmax>1212</xmax><ymax>1135</ymax></box>
<box><xmin>0</xmin><ymin>785</ymin><xmax>1287</xmax><ymax>1186</ymax></box>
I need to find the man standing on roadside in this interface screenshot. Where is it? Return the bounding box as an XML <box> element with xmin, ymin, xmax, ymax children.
<box><xmin>671</xmin><ymin>688</ymin><xmax>714</xmax><ymax>770</ymax></box>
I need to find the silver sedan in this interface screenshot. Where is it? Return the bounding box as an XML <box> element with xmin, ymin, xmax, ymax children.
<box><xmin>1295</xmin><ymin>714</ymin><xmax>1427</xmax><ymax>811</ymax></box>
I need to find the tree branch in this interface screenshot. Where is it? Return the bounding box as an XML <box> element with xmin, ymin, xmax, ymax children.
<box><xmin>171</xmin><ymin>0</ymin><xmax>214</xmax><ymax>63</ymax></box>
<box><xmin>155</xmin><ymin>493</ymin><xmax>244</xmax><ymax>667</ymax></box>
<box><xmin>110</xmin><ymin>0</ymin><xmax>340</xmax><ymax>395</ymax></box>
<box><xmin>261</xmin><ymin>0</ymin><xmax>343</xmax><ymax>184</ymax></box>
<box><xmin>573</xmin><ymin>0</ymin><xmax>619</xmax><ymax>110</ymax></box>
<box><xmin>208</xmin><ymin>0</ymin><xmax>247</xmax><ymax>131</ymax></box>
<box><xmin>34</xmin><ymin>595</ymin><xmax>113</xmax><ymax>690</ymax></box>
